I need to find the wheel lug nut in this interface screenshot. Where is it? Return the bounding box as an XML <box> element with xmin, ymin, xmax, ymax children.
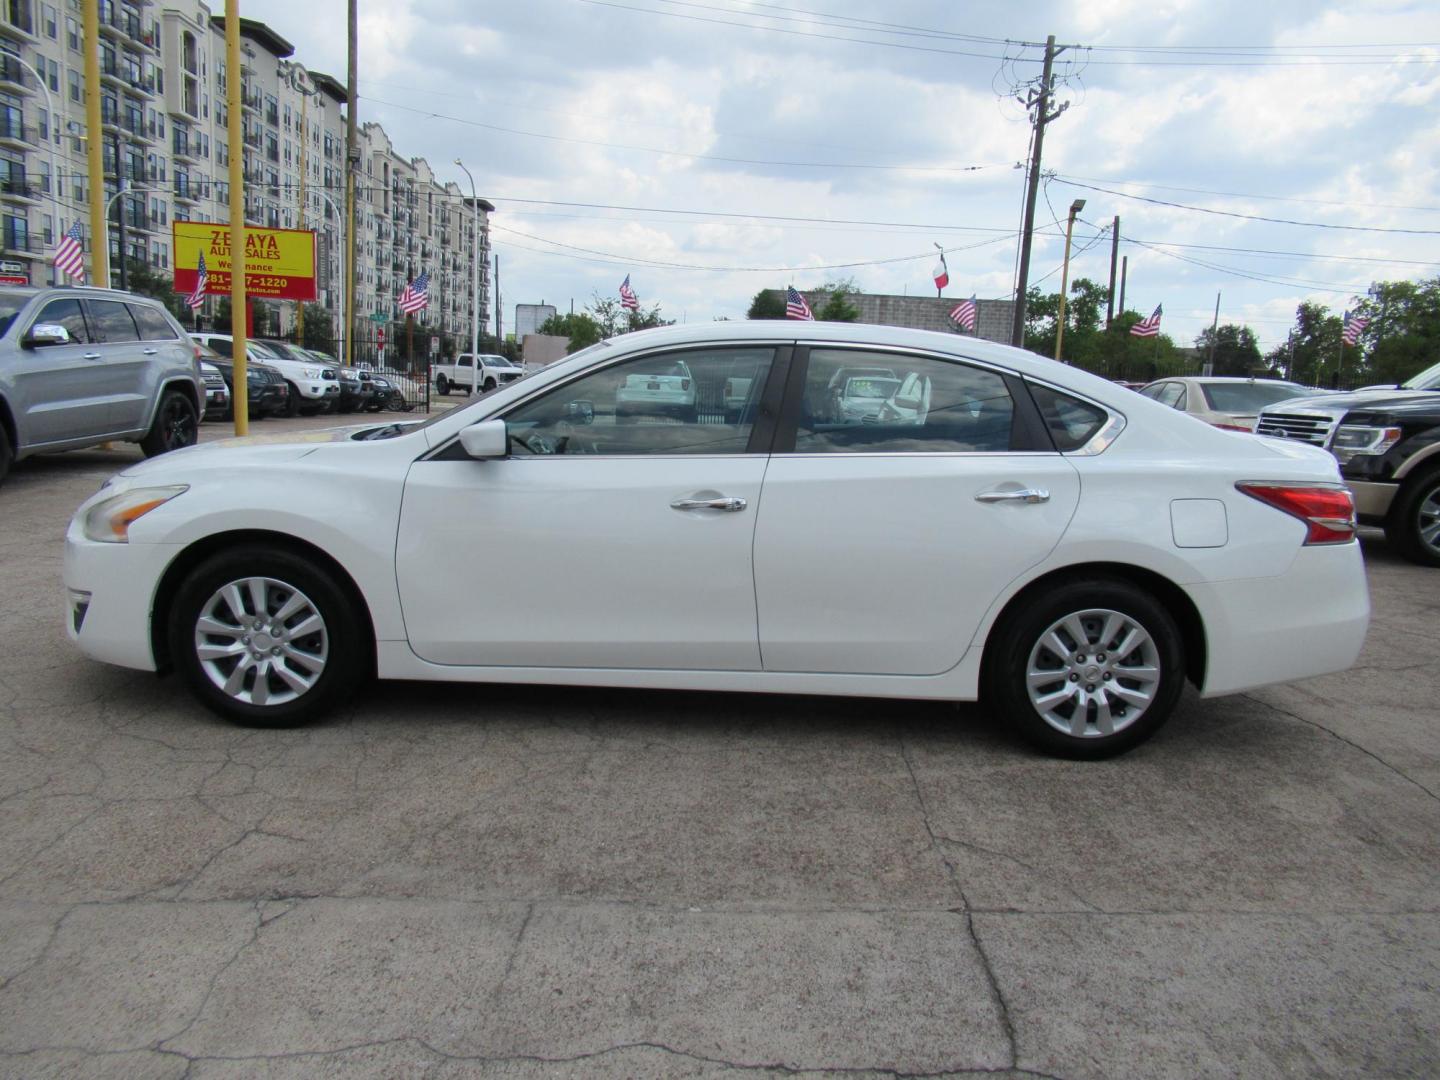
<box><xmin>1103</xmin><ymin>672</ymin><xmax>1112</xmax><ymax>681</ymax></box>
<box><xmin>1086</xmin><ymin>684</ymin><xmax>1096</xmax><ymax>692</ymax></box>
<box><xmin>271</xmin><ymin>647</ymin><xmax>282</xmax><ymax>656</ymax></box>
<box><xmin>1075</xmin><ymin>654</ymin><xmax>1085</xmax><ymax>662</ymax></box>
<box><xmin>1097</xmin><ymin>653</ymin><xmax>1106</xmax><ymax>662</ymax></box>
<box><xmin>1069</xmin><ymin>673</ymin><xmax>1079</xmax><ymax>682</ymax></box>
<box><xmin>242</xmin><ymin>635</ymin><xmax>251</xmax><ymax>645</ymax></box>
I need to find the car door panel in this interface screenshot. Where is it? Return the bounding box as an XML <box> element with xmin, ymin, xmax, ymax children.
<box><xmin>10</xmin><ymin>298</ymin><xmax>110</xmax><ymax>446</ymax></box>
<box><xmin>396</xmin><ymin>456</ymin><xmax>767</xmax><ymax>669</ymax></box>
<box><xmin>753</xmin><ymin>454</ymin><xmax>1080</xmax><ymax>675</ymax></box>
<box><xmin>84</xmin><ymin>299</ymin><xmax>149</xmax><ymax>433</ymax></box>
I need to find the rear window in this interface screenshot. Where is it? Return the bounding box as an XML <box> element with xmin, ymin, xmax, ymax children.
<box><xmin>205</xmin><ymin>337</ymin><xmax>232</xmax><ymax>357</ymax></box>
<box><xmin>87</xmin><ymin>300</ymin><xmax>140</xmax><ymax>342</ymax></box>
<box><xmin>0</xmin><ymin>292</ymin><xmax>28</xmax><ymax>337</ymax></box>
<box><xmin>1028</xmin><ymin>383</ymin><xmax>1109</xmax><ymax>451</ymax></box>
<box><xmin>1201</xmin><ymin>382</ymin><xmax>1308</xmax><ymax>413</ymax></box>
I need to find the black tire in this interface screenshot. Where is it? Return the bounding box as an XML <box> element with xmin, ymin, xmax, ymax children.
<box><xmin>140</xmin><ymin>390</ymin><xmax>199</xmax><ymax>458</ymax></box>
<box><xmin>283</xmin><ymin>384</ymin><xmax>301</xmax><ymax>417</ymax></box>
<box><xmin>168</xmin><ymin>545</ymin><xmax>367</xmax><ymax>728</ymax></box>
<box><xmin>1384</xmin><ymin>466</ymin><xmax>1440</xmax><ymax>568</ymax></box>
<box><xmin>483</xmin><ymin>378</ymin><xmax>496</xmax><ymax>393</ymax></box>
<box><xmin>436</xmin><ymin>374</ymin><xmax>449</xmax><ymax>396</ymax></box>
<box><xmin>0</xmin><ymin>422</ymin><xmax>12</xmax><ymax>487</ymax></box>
<box><xmin>985</xmin><ymin>577</ymin><xmax>1185</xmax><ymax>759</ymax></box>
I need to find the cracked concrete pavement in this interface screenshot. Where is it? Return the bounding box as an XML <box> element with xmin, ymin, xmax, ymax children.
<box><xmin>0</xmin><ymin>419</ymin><xmax>1437</xmax><ymax>1078</ymax></box>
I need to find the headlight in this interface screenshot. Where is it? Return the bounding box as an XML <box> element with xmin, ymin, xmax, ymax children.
<box><xmin>81</xmin><ymin>486</ymin><xmax>188</xmax><ymax>543</ymax></box>
<box><xmin>1331</xmin><ymin>424</ymin><xmax>1402</xmax><ymax>462</ymax></box>
<box><xmin>303</xmin><ymin>366</ymin><xmax>322</xmax><ymax>378</ymax></box>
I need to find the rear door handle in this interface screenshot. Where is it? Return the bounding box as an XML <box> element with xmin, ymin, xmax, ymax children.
<box><xmin>975</xmin><ymin>488</ymin><xmax>1050</xmax><ymax>504</ymax></box>
<box><xmin>82</xmin><ymin>352</ymin><xmax>101</xmax><ymax>360</ymax></box>
<box><xmin>142</xmin><ymin>348</ymin><xmax>158</xmax><ymax>355</ymax></box>
<box><xmin>671</xmin><ymin>497</ymin><xmax>747</xmax><ymax>512</ymax></box>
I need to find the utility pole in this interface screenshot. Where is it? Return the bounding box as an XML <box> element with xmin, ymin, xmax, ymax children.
<box><xmin>225</xmin><ymin>0</ymin><xmax>249</xmax><ymax>434</ymax></box>
<box><xmin>1106</xmin><ymin>215</ymin><xmax>1120</xmax><ymax>330</ymax></box>
<box><xmin>111</xmin><ymin>133</ymin><xmax>127</xmax><ymax>290</ymax></box>
<box><xmin>343</xmin><ymin>0</ymin><xmax>358</xmax><ymax>365</ymax></box>
<box><xmin>1010</xmin><ymin>34</ymin><xmax>1068</xmax><ymax>348</ymax></box>
<box><xmin>494</xmin><ymin>254</ymin><xmax>501</xmax><ymax>350</ymax></box>
<box><xmin>1204</xmin><ymin>291</ymin><xmax>1220</xmax><ymax>376</ymax></box>
<box><xmin>1117</xmin><ymin>255</ymin><xmax>1128</xmax><ymax>320</ymax></box>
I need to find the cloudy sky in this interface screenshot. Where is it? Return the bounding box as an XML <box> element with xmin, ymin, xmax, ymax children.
<box><xmin>240</xmin><ymin>0</ymin><xmax>1440</xmax><ymax>350</ymax></box>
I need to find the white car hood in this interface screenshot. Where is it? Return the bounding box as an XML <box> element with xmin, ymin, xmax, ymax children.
<box><xmin>115</xmin><ymin>425</ymin><xmax>379</xmax><ymax>480</ymax></box>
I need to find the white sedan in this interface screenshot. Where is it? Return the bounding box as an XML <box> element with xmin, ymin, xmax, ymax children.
<box><xmin>64</xmin><ymin>322</ymin><xmax>1369</xmax><ymax>758</ymax></box>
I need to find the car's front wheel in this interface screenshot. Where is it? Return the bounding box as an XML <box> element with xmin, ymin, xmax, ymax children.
<box><xmin>1384</xmin><ymin>467</ymin><xmax>1440</xmax><ymax>568</ymax></box>
<box><xmin>0</xmin><ymin>422</ymin><xmax>12</xmax><ymax>486</ymax></box>
<box><xmin>436</xmin><ymin>374</ymin><xmax>449</xmax><ymax>395</ymax></box>
<box><xmin>140</xmin><ymin>390</ymin><xmax>198</xmax><ymax>458</ymax></box>
<box><xmin>168</xmin><ymin>546</ymin><xmax>366</xmax><ymax>727</ymax></box>
<box><xmin>986</xmin><ymin>578</ymin><xmax>1185</xmax><ymax>758</ymax></box>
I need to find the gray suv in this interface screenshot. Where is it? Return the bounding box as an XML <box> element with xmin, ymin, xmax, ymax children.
<box><xmin>0</xmin><ymin>286</ymin><xmax>202</xmax><ymax>486</ymax></box>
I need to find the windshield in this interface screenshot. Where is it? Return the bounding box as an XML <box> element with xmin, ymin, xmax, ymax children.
<box><xmin>845</xmin><ymin>377</ymin><xmax>901</xmax><ymax>400</ymax></box>
<box><xmin>1201</xmin><ymin>382</ymin><xmax>1309</xmax><ymax>413</ymax></box>
<box><xmin>1401</xmin><ymin>361</ymin><xmax>1440</xmax><ymax>391</ymax></box>
<box><xmin>0</xmin><ymin>292</ymin><xmax>29</xmax><ymax>337</ymax></box>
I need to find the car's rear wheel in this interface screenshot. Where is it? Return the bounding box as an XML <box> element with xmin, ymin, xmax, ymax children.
<box><xmin>986</xmin><ymin>578</ymin><xmax>1185</xmax><ymax>758</ymax></box>
<box><xmin>1385</xmin><ymin>466</ymin><xmax>1440</xmax><ymax>568</ymax></box>
<box><xmin>140</xmin><ymin>390</ymin><xmax>198</xmax><ymax>458</ymax></box>
<box><xmin>169</xmin><ymin>546</ymin><xmax>365</xmax><ymax>727</ymax></box>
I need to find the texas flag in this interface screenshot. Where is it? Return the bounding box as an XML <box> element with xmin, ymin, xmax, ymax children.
<box><xmin>932</xmin><ymin>251</ymin><xmax>949</xmax><ymax>291</ymax></box>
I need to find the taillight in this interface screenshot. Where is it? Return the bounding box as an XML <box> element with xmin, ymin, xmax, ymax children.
<box><xmin>681</xmin><ymin>379</ymin><xmax>691</xmax><ymax>390</ymax></box>
<box><xmin>1237</xmin><ymin>482</ymin><xmax>1356</xmax><ymax>545</ymax></box>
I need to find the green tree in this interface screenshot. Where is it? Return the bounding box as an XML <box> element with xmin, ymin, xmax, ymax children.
<box><xmin>538</xmin><ymin>312</ymin><xmax>604</xmax><ymax>354</ymax></box>
<box><xmin>817</xmin><ymin>286</ymin><xmax>860</xmax><ymax>322</ymax></box>
<box><xmin>1195</xmin><ymin>324</ymin><xmax>1262</xmax><ymax>377</ymax></box>
<box><xmin>299</xmin><ymin>304</ymin><xmax>335</xmax><ymax>356</ymax></box>
<box><xmin>1353</xmin><ymin>277</ymin><xmax>1440</xmax><ymax>387</ymax></box>
<box><xmin>1264</xmin><ymin>302</ymin><xmax>1342</xmax><ymax>386</ymax></box>
<box><xmin>120</xmin><ymin>258</ymin><xmax>189</xmax><ymax>321</ymax></box>
<box><xmin>585</xmin><ymin>293</ymin><xmax>672</xmax><ymax>337</ymax></box>
<box><xmin>747</xmin><ymin>289</ymin><xmax>787</xmax><ymax>319</ymax></box>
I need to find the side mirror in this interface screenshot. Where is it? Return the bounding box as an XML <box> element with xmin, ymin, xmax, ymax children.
<box><xmin>458</xmin><ymin>419</ymin><xmax>508</xmax><ymax>459</ymax></box>
<box><xmin>564</xmin><ymin>400</ymin><xmax>595</xmax><ymax>426</ymax></box>
<box><xmin>22</xmin><ymin>323</ymin><xmax>70</xmax><ymax>348</ymax></box>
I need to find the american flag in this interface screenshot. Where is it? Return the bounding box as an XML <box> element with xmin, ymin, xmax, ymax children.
<box><xmin>785</xmin><ymin>286</ymin><xmax>814</xmax><ymax>321</ymax></box>
<box><xmin>54</xmin><ymin>221</ymin><xmax>85</xmax><ymax>282</ymax></box>
<box><xmin>398</xmin><ymin>271</ymin><xmax>430</xmax><ymax>315</ymax></box>
<box><xmin>950</xmin><ymin>295</ymin><xmax>977</xmax><ymax>332</ymax></box>
<box><xmin>1130</xmin><ymin>304</ymin><xmax>1163</xmax><ymax>338</ymax></box>
<box><xmin>618</xmin><ymin>274</ymin><xmax>639</xmax><ymax>311</ymax></box>
<box><xmin>1341</xmin><ymin>311</ymin><xmax>1368</xmax><ymax>346</ymax></box>
<box><xmin>185</xmin><ymin>252</ymin><xmax>208</xmax><ymax>310</ymax></box>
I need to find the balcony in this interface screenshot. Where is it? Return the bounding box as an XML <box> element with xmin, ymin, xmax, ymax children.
<box><xmin>1</xmin><ymin>2</ymin><xmax>35</xmax><ymax>42</ymax></box>
<box><xmin>2</xmin><ymin>227</ymin><xmax>41</xmax><ymax>256</ymax></box>
<box><xmin>0</xmin><ymin>115</ymin><xmax>33</xmax><ymax>148</ymax></box>
<box><xmin>172</xmin><ymin>132</ymin><xmax>199</xmax><ymax>162</ymax></box>
<box><xmin>172</xmin><ymin>179</ymin><xmax>199</xmax><ymax>204</ymax></box>
<box><xmin>98</xmin><ymin>2</ymin><xmax>150</xmax><ymax>49</ymax></box>
<box><xmin>0</xmin><ymin>52</ymin><xmax>30</xmax><ymax>90</ymax></box>
<box><xmin>0</xmin><ymin>173</ymin><xmax>39</xmax><ymax>203</ymax></box>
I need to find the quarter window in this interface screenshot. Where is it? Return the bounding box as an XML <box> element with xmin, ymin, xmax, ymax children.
<box><xmin>504</xmin><ymin>348</ymin><xmax>775</xmax><ymax>456</ymax></box>
<box><xmin>87</xmin><ymin>300</ymin><xmax>140</xmax><ymax>342</ymax></box>
<box><xmin>129</xmin><ymin>304</ymin><xmax>178</xmax><ymax>340</ymax></box>
<box><xmin>1027</xmin><ymin>383</ymin><xmax>1109</xmax><ymax>452</ymax></box>
<box><xmin>32</xmin><ymin>298</ymin><xmax>90</xmax><ymax>343</ymax></box>
<box><xmin>794</xmin><ymin>349</ymin><xmax>1015</xmax><ymax>453</ymax></box>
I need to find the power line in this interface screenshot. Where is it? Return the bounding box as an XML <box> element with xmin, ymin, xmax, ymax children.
<box><xmin>1055</xmin><ymin>178</ymin><xmax>1440</xmax><ymax>235</ymax></box>
<box><xmin>1056</xmin><ymin>173</ymin><xmax>1440</xmax><ymax>214</ymax></box>
<box><xmin>1122</xmin><ymin>235</ymin><xmax>1373</xmax><ymax>294</ymax></box>
<box><xmin>361</xmin><ymin>94</ymin><xmax>1008</xmax><ymax>174</ymax></box>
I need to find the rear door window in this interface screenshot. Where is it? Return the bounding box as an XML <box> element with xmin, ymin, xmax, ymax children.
<box><xmin>31</xmin><ymin>298</ymin><xmax>91</xmax><ymax>344</ymax></box>
<box><xmin>87</xmin><ymin>300</ymin><xmax>141</xmax><ymax>343</ymax></box>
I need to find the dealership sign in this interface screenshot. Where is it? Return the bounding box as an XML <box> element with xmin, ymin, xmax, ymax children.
<box><xmin>172</xmin><ymin>222</ymin><xmax>317</xmax><ymax>301</ymax></box>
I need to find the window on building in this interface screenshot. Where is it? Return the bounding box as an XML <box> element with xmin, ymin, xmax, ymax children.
<box><xmin>65</xmin><ymin>15</ymin><xmax>78</xmax><ymax>51</ymax></box>
<box><xmin>67</xmin><ymin>67</ymin><xmax>80</xmax><ymax>103</ymax></box>
<box><xmin>41</xmin><ymin>2</ymin><xmax>56</xmax><ymax>38</ymax></box>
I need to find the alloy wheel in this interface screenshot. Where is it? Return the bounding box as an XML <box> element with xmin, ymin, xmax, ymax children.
<box><xmin>1025</xmin><ymin>608</ymin><xmax>1161</xmax><ymax>738</ymax></box>
<box><xmin>162</xmin><ymin>396</ymin><xmax>197</xmax><ymax>451</ymax></box>
<box><xmin>1418</xmin><ymin>486</ymin><xmax>1440</xmax><ymax>556</ymax></box>
<box><xmin>192</xmin><ymin>576</ymin><xmax>329</xmax><ymax>707</ymax></box>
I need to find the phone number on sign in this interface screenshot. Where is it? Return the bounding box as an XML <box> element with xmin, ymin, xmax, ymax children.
<box><xmin>248</xmin><ymin>275</ymin><xmax>292</xmax><ymax>290</ymax></box>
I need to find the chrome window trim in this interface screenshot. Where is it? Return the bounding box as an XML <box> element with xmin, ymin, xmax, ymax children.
<box><xmin>1021</xmin><ymin>376</ymin><xmax>1127</xmax><ymax>456</ymax></box>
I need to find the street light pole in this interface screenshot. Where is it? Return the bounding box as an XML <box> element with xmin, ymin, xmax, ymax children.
<box><xmin>454</xmin><ymin>158</ymin><xmax>479</xmax><ymax>395</ymax></box>
<box><xmin>1053</xmin><ymin>198</ymin><xmax>1085</xmax><ymax>362</ymax></box>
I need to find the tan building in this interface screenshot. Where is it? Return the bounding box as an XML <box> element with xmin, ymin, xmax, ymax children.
<box><xmin>0</xmin><ymin>0</ymin><xmax>490</xmax><ymax>354</ymax></box>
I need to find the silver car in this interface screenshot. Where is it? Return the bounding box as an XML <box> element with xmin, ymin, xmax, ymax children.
<box><xmin>1138</xmin><ymin>377</ymin><xmax>1317</xmax><ymax>432</ymax></box>
<box><xmin>0</xmin><ymin>286</ymin><xmax>202</xmax><ymax>486</ymax></box>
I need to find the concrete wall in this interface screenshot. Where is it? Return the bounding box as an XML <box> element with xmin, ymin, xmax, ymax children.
<box><xmin>769</xmin><ymin>292</ymin><xmax>1014</xmax><ymax>345</ymax></box>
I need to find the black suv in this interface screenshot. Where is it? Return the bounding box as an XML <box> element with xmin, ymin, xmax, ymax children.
<box><xmin>1257</xmin><ymin>360</ymin><xmax>1440</xmax><ymax>566</ymax></box>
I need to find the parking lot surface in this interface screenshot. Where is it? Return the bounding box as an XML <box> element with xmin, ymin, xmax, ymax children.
<box><xmin>1</xmin><ymin>416</ymin><xmax>1437</xmax><ymax>1078</ymax></box>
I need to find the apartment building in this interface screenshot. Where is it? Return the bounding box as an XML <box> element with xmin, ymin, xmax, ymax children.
<box><xmin>0</xmin><ymin>0</ymin><xmax>490</xmax><ymax>353</ymax></box>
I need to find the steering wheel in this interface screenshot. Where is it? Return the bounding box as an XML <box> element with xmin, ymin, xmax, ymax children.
<box><xmin>512</xmin><ymin>431</ymin><xmax>557</xmax><ymax>455</ymax></box>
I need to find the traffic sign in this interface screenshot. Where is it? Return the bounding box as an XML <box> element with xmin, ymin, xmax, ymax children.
<box><xmin>429</xmin><ymin>336</ymin><xmax>440</xmax><ymax>357</ymax></box>
<box><xmin>368</xmin><ymin>312</ymin><xmax>386</xmax><ymax>323</ymax></box>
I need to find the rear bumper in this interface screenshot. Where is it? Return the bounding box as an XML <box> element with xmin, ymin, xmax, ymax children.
<box><xmin>1189</xmin><ymin>541</ymin><xmax>1369</xmax><ymax>697</ymax></box>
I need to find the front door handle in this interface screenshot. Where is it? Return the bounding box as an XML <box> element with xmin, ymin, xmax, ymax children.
<box><xmin>975</xmin><ymin>488</ymin><xmax>1050</xmax><ymax>504</ymax></box>
<box><xmin>82</xmin><ymin>351</ymin><xmax>101</xmax><ymax>360</ymax></box>
<box><xmin>671</xmin><ymin>497</ymin><xmax>747</xmax><ymax>512</ymax></box>
<box><xmin>142</xmin><ymin>348</ymin><xmax>158</xmax><ymax>355</ymax></box>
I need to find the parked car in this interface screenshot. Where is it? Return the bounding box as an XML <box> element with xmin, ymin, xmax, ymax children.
<box><xmin>190</xmin><ymin>334</ymin><xmax>338</xmax><ymax>417</ymax></box>
<box><xmin>1138</xmin><ymin>377</ymin><xmax>1316</xmax><ymax>432</ymax></box>
<box><xmin>433</xmin><ymin>353</ymin><xmax>524</xmax><ymax>396</ymax></box>
<box><xmin>201</xmin><ymin>350</ymin><xmax>289</xmax><ymax>421</ymax></box>
<box><xmin>63</xmin><ymin>321</ymin><xmax>1368</xmax><ymax>758</ymax></box>
<box><xmin>357</xmin><ymin>365</ymin><xmax>426</xmax><ymax>411</ymax></box>
<box><xmin>0</xmin><ymin>285</ymin><xmax>201</xmax><ymax>485</ymax></box>
<box><xmin>199</xmin><ymin>362</ymin><xmax>230</xmax><ymax>421</ymax></box>
<box><xmin>835</xmin><ymin>375</ymin><xmax>902</xmax><ymax>422</ymax></box>
<box><xmin>1257</xmin><ymin>360</ymin><xmax>1440</xmax><ymax>566</ymax></box>
<box><xmin>614</xmin><ymin>358</ymin><xmax>697</xmax><ymax>421</ymax></box>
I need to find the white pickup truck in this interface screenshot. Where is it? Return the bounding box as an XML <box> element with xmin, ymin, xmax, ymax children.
<box><xmin>433</xmin><ymin>353</ymin><xmax>525</xmax><ymax>396</ymax></box>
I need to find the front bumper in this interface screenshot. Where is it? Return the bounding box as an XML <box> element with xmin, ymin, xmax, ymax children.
<box><xmin>64</xmin><ymin>525</ymin><xmax>181</xmax><ymax>673</ymax></box>
<box><xmin>297</xmin><ymin>380</ymin><xmax>340</xmax><ymax>402</ymax></box>
<box><xmin>1346</xmin><ymin>480</ymin><xmax>1399</xmax><ymax>522</ymax></box>
<box><xmin>1188</xmin><ymin>541</ymin><xmax>1369</xmax><ymax>697</ymax></box>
